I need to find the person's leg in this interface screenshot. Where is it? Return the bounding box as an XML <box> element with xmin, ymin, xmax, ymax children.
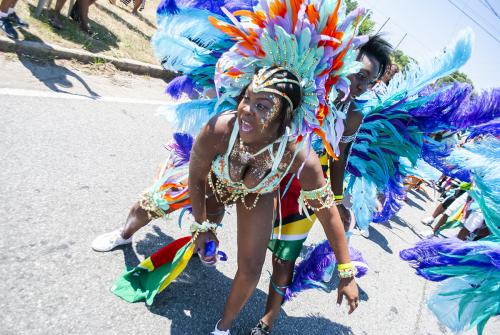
<box><xmin>131</xmin><ymin>0</ymin><xmax>140</xmax><ymax>14</ymax></box>
<box><xmin>258</xmin><ymin>256</ymin><xmax>294</xmax><ymax>332</ymax></box>
<box><xmin>0</xmin><ymin>0</ymin><xmax>18</xmax><ymax>39</ymax></box>
<box><xmin>49</xmin><ymin>0</ymin><xmax>67</xmax><ymax>29</ymax></box>
<box><xmin>78</xmin><ymin>0</ymin><xmax>96</xmax><ymax>34</ymax></box>
<box><xmin>432</xmin><ymin>214</ymin><xmax>449</xmax><ymax>233</ymax></box>
<box><xmin>216</xmin><ymin>193</ymin><xmax>276</xmax><ymax>331</ymax></box>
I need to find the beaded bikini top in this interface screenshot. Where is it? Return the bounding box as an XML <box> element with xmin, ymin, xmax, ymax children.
<box><xmin>208</xmin><ymin>120</ymin><xmax>299</xmax><ymax>209</ymax></box>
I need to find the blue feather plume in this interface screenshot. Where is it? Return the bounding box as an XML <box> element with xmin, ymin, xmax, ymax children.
<box><xmin>400</xmin><ymin>236</ymin><xmax>500</xmax><ymax>334</ymax></box>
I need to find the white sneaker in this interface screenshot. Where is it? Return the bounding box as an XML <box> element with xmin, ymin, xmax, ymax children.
<box><xmin>421</xmin><ymin>217</ymin><xmax>434</xmax><ymax>226</ymax></box>
<box><xmin>361</xmin><ymin>229</ymin><xmax>370</xmax><ymax>238</ymax></box>
<box><xmin>91</xmin><ymin>229</ymin><xmax>132</xmax><ymax>252</ymax></box>
<box><xmin>211</xmin><ymin>320</ymin><xmax>230</xmax><ymax>335</ymax></box>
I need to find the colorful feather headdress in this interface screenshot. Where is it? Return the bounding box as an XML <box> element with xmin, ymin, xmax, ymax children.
<box><xmin>209</xmin><ymin>0</ymin><xmax>367</xmax><ymax>157</ymax></box>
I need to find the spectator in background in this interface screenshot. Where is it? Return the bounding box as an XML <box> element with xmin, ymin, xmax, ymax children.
<box><xmin>0</xmin><ymin>0</ymin><xmax>28</xmax><ymax>40</ymax></box>
<box><xmin>109</xmin><ymin>0</ymin><xmax>144</xmax><ymax>15</ymax></box>
<box><xmin>380</xmin><ymin>63</ymin><xmax>400</xmax><ymax>85</ymax></box>
<box><xmin>48</xmin><ymin>0</ymin><xmax>67</xmax><ymax>30</ymax></box>
<box><xmin>48</xmin><ymin>0</ymin><xmax>95</xmax><ymax>34</ymax></box>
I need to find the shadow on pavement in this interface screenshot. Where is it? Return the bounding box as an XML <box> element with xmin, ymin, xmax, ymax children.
<box><xmin>15</xmin><ymin>28</ymin><xmax>99</xmax><ymax>97</ymax></box>
<box><xmin>122</xmin><ymin>225</ymin><xmax>354</xmax><ymax>334</ymax></box>
<box><xmin>404</xmin><ymin>197</ymin><xmax>424</xmax><ymax>211</ymax></box>
<box><xmin>365</xmin><ymin>225</ymin><xmax>392</xmax><ymax>254</ymax></box>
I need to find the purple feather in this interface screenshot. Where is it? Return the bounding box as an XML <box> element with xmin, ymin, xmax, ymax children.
<box><xmin>372</xmin><ymin>173</ymin><xmax>405</xmax><ymax>223</ymax></box>
<box><xmin>450</xmin><ymin>88</ymin><xmax>500</xmax><ymax>128</ymax></box>
<box><xmin>165</xmin><ymin>75</ymin><xmax>197</xmax><ymax>99</ymax></box>
<box><xmin>400</xmin><ymin>237</ymin><xmax>500</xmax><ymax>281</ymax></box>
<box><xmin>157</xmin><ymin>0</ymin><xmax>180</xmax><ymax>15</ymax></box>
<box><xmin>421</xmin><ymin>140</ymin><xmax>471</xmax><ymax>182</ymax></box>
<box><xmin>157</xmin><ymin>0</ymin><xmax>255</xmax><ymax>16</ymax></box>
<box><xmin>166</xmin><ymin>133</ymin><xmax>193</xmax><ymax>167</ymax></box>
<box><xmin>467</xmin><ymin>119</ymin><xmax>500</xmax><ymax>140</ymax></box>
<box><xmin>284</xmin><ymin>241</ymin><xmax>368</xmax><ymax>301</ymax></box>
<box><xmin>410</xmin><ymin>83</ymin><xmax>471</xmax><ymax>133</ymax></box>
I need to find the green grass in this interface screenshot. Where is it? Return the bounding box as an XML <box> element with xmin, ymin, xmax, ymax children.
<box><xmin>15</xmin><ymin>0</ymin><xmax>160</xmax><ymax>64</ymax></box>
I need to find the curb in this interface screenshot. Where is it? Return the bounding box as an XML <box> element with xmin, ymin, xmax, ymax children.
<box><xmin>0</xmin><ymin>36</ymin><xmax>175</xmax><ymax>80</ymax></box>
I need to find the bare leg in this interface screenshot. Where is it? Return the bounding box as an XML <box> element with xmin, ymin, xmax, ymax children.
<box><xmin>49</xmin><ymin>0</ymin><xmax>67</xmax><ymax>29</ymax></box>
<box><xmin>259</xmin><ymin>256</ymin><xmax>294</xmax><ymax>330</ymax></box>
<box><xmin>131</xmin><ymin>0</ymin><xmax>140</xmax><ymax>14</ymax></box>
<box><xmin>217</xmin><ymin>193</ymin><xmax>276</xmax><ymax>331</ymax></box>
<box><xmin>432</xmin><ymin>214</ymin><xmax>449</xmax><ymax>233</ymax></box>
<box><xmin>431</xmin><ymin>203</ymin><xmax>445</xmax><ymax>218</ymax></box>
<box><xmin>121</xmin><ymin>201</ymin><xmax>153</xmax><ymax>239</ymax></box>
<box><xmin>0</xmin><ymin>0</ymin><xmax>17</xmax><ymax>13</ymax></box>
<box><xmin>78</xmin><ymin>0</ymin><xmax>95</xmax><ymax>34</ymax></box>
<box><xmin>457</xmin><ymin>227</ymin><xmax>470</xmax><ymax>241</ymax></box>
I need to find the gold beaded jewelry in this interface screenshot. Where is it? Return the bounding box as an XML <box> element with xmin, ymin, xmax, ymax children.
<box><xmin>138</xmin><ymin>190</ymin><xmax>166</xmax><ymax>220</ymax></box>
<box><xmin>207</xmin><ymin>170</ymin><xmax>262</xmax><ymax>210</ymax></box>
<box><xmin>299</xmin><ymin>179</ymin><xmax>336</xmax><ymax>212</ymax></box>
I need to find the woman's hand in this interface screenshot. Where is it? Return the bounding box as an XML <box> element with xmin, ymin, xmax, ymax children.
<box><xmin>337</xmin><ymin>277</ymin><xmax>359</xmax><ymax>314</ymax></box>
<box><xmin>193</xmin><ymin>231</ymin><xmax>219</xmax><ymax>265</ymax></box>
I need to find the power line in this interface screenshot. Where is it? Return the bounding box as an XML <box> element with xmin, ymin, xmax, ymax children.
<box><xmin>447</xmin><ymin>0</ymin><xmax>500</xmax><ymax>43</ymax></box>
<box><xmin>480</xmin><ymin>0</ymin><xmax>500</xmax><ymax>20</ymax></box>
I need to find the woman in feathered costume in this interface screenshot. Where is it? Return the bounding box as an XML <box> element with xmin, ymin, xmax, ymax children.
<box><xmin>100</xmin><ymin>1</ymin><xmax>371</xmax><ymax>333</ymax></box>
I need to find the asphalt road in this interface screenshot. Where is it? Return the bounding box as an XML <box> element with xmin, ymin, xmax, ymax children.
<box><xmin>1</xmin><ymin>55</ymin><xmax>497</xmax><ymax>335</ymax></box>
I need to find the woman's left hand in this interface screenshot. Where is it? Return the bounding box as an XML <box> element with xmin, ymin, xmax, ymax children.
<box><xmin>337</xmin><ymin>277</ymin><xmax>359</xmax><ymax>314</ymax></box>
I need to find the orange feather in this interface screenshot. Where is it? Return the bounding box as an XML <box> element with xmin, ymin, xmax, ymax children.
<box><xmin>269</xmin><ymin>0</ymin><xmax>287</xmax><ymax>19</ymax></box>
<box><xmin>290</xmin><ymin>0</ymin><xmax>304</xmax><ymax>32</ymax></box>
<box><xmin>313</xmin><ymin>128</ymin><xmax>337</xmax><ymax>159</ymax></box>
<box><xmin>305</xmin><ymin>4</ymin><xmax>319</xmax><ymax>26</ymax></box>
<box><xmin>233</xmin><ymin>10</ymin><xmax>266</xmax><ymax>28</ymax></box>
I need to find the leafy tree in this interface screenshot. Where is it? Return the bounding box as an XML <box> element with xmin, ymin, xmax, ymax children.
<box><xmin>390</xmin><ymin>49</ymin><xmax>412</xmax><ymax>69</ymax></box>
<box><xmin>345</xmin><ymin>0</ymin><xmax>375</xmax><ymax>35</ymax></box>
<box><xmin>438</xmin><ymin>71</ymin><xmax>474</xmax><ymax>89</ymax></box>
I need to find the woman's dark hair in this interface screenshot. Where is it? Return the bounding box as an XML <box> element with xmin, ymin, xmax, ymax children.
<box><xmin>358</xmin><ymin>34</ymin><xmax>393</xmax><ymax>79</ymax></box>
<box><xmin>237</xmin><ymin>67</ymin><xmax>302</xmax><ymax>135</ymax></box>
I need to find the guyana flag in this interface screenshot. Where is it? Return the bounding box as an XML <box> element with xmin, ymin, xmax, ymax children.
<box><xmin>111</xmin><ymin>235</ymin><xmax>195</xmax><ymax>305</ymax></box>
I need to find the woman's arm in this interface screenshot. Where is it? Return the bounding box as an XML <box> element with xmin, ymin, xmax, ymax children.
<box><xmin>188</xmin><ymin>115</ymin><xmax>231</xmax><ymax>223</ymax></box>
<box><xmin>292</xmin><ymin>149</ymin><xmax>359</xmax><ymax>313</ymax></box>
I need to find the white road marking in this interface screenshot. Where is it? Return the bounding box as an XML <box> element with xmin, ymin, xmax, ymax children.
<box><xmin>0</xmin><ymin>88</ymin><xmax>170</xmax><ymax>105</ymax></box>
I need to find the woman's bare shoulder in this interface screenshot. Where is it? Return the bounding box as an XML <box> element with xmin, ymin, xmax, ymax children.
<box><xmin>196</xmin><ymin>111</ymin><xmax>237</xmax><ymax>153</ymax></box>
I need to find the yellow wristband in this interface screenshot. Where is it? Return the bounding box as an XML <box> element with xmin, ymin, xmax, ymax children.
<box><xmin>337</xmin><ymin>262</ymin><xmax>354</xmax><ymax>271</ymax></box>
<box><xmin>334</xmin><ymin>195</ymin><xmax>344</xmax><ymax>200</ymax></box>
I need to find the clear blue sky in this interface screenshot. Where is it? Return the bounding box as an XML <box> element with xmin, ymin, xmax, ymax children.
<box><xmin>357</xmin><ymin>0</ymin><xmax>500</xmax><ymax>90</ymax></box>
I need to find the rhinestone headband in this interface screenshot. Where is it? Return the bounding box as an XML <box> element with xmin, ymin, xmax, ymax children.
<box><xmin>250</xmin><ymin>67</ymin><xmax>300</xmax><ymax>111</ymax></box>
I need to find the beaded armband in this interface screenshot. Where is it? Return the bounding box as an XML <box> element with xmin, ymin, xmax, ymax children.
<box><xmin>338</xmin><ymin>262</ymin><xmax>357</xmax><ymax>279</ymax></box>
<box><xmin>299</xmin><ymin>180</ymin><xmax>335</xmax><ymax>211</ymax></box>
<box><xmin>190</xmin><ymin>220</ymin><xmax>219</xmax><ymax>241</ymax></box>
